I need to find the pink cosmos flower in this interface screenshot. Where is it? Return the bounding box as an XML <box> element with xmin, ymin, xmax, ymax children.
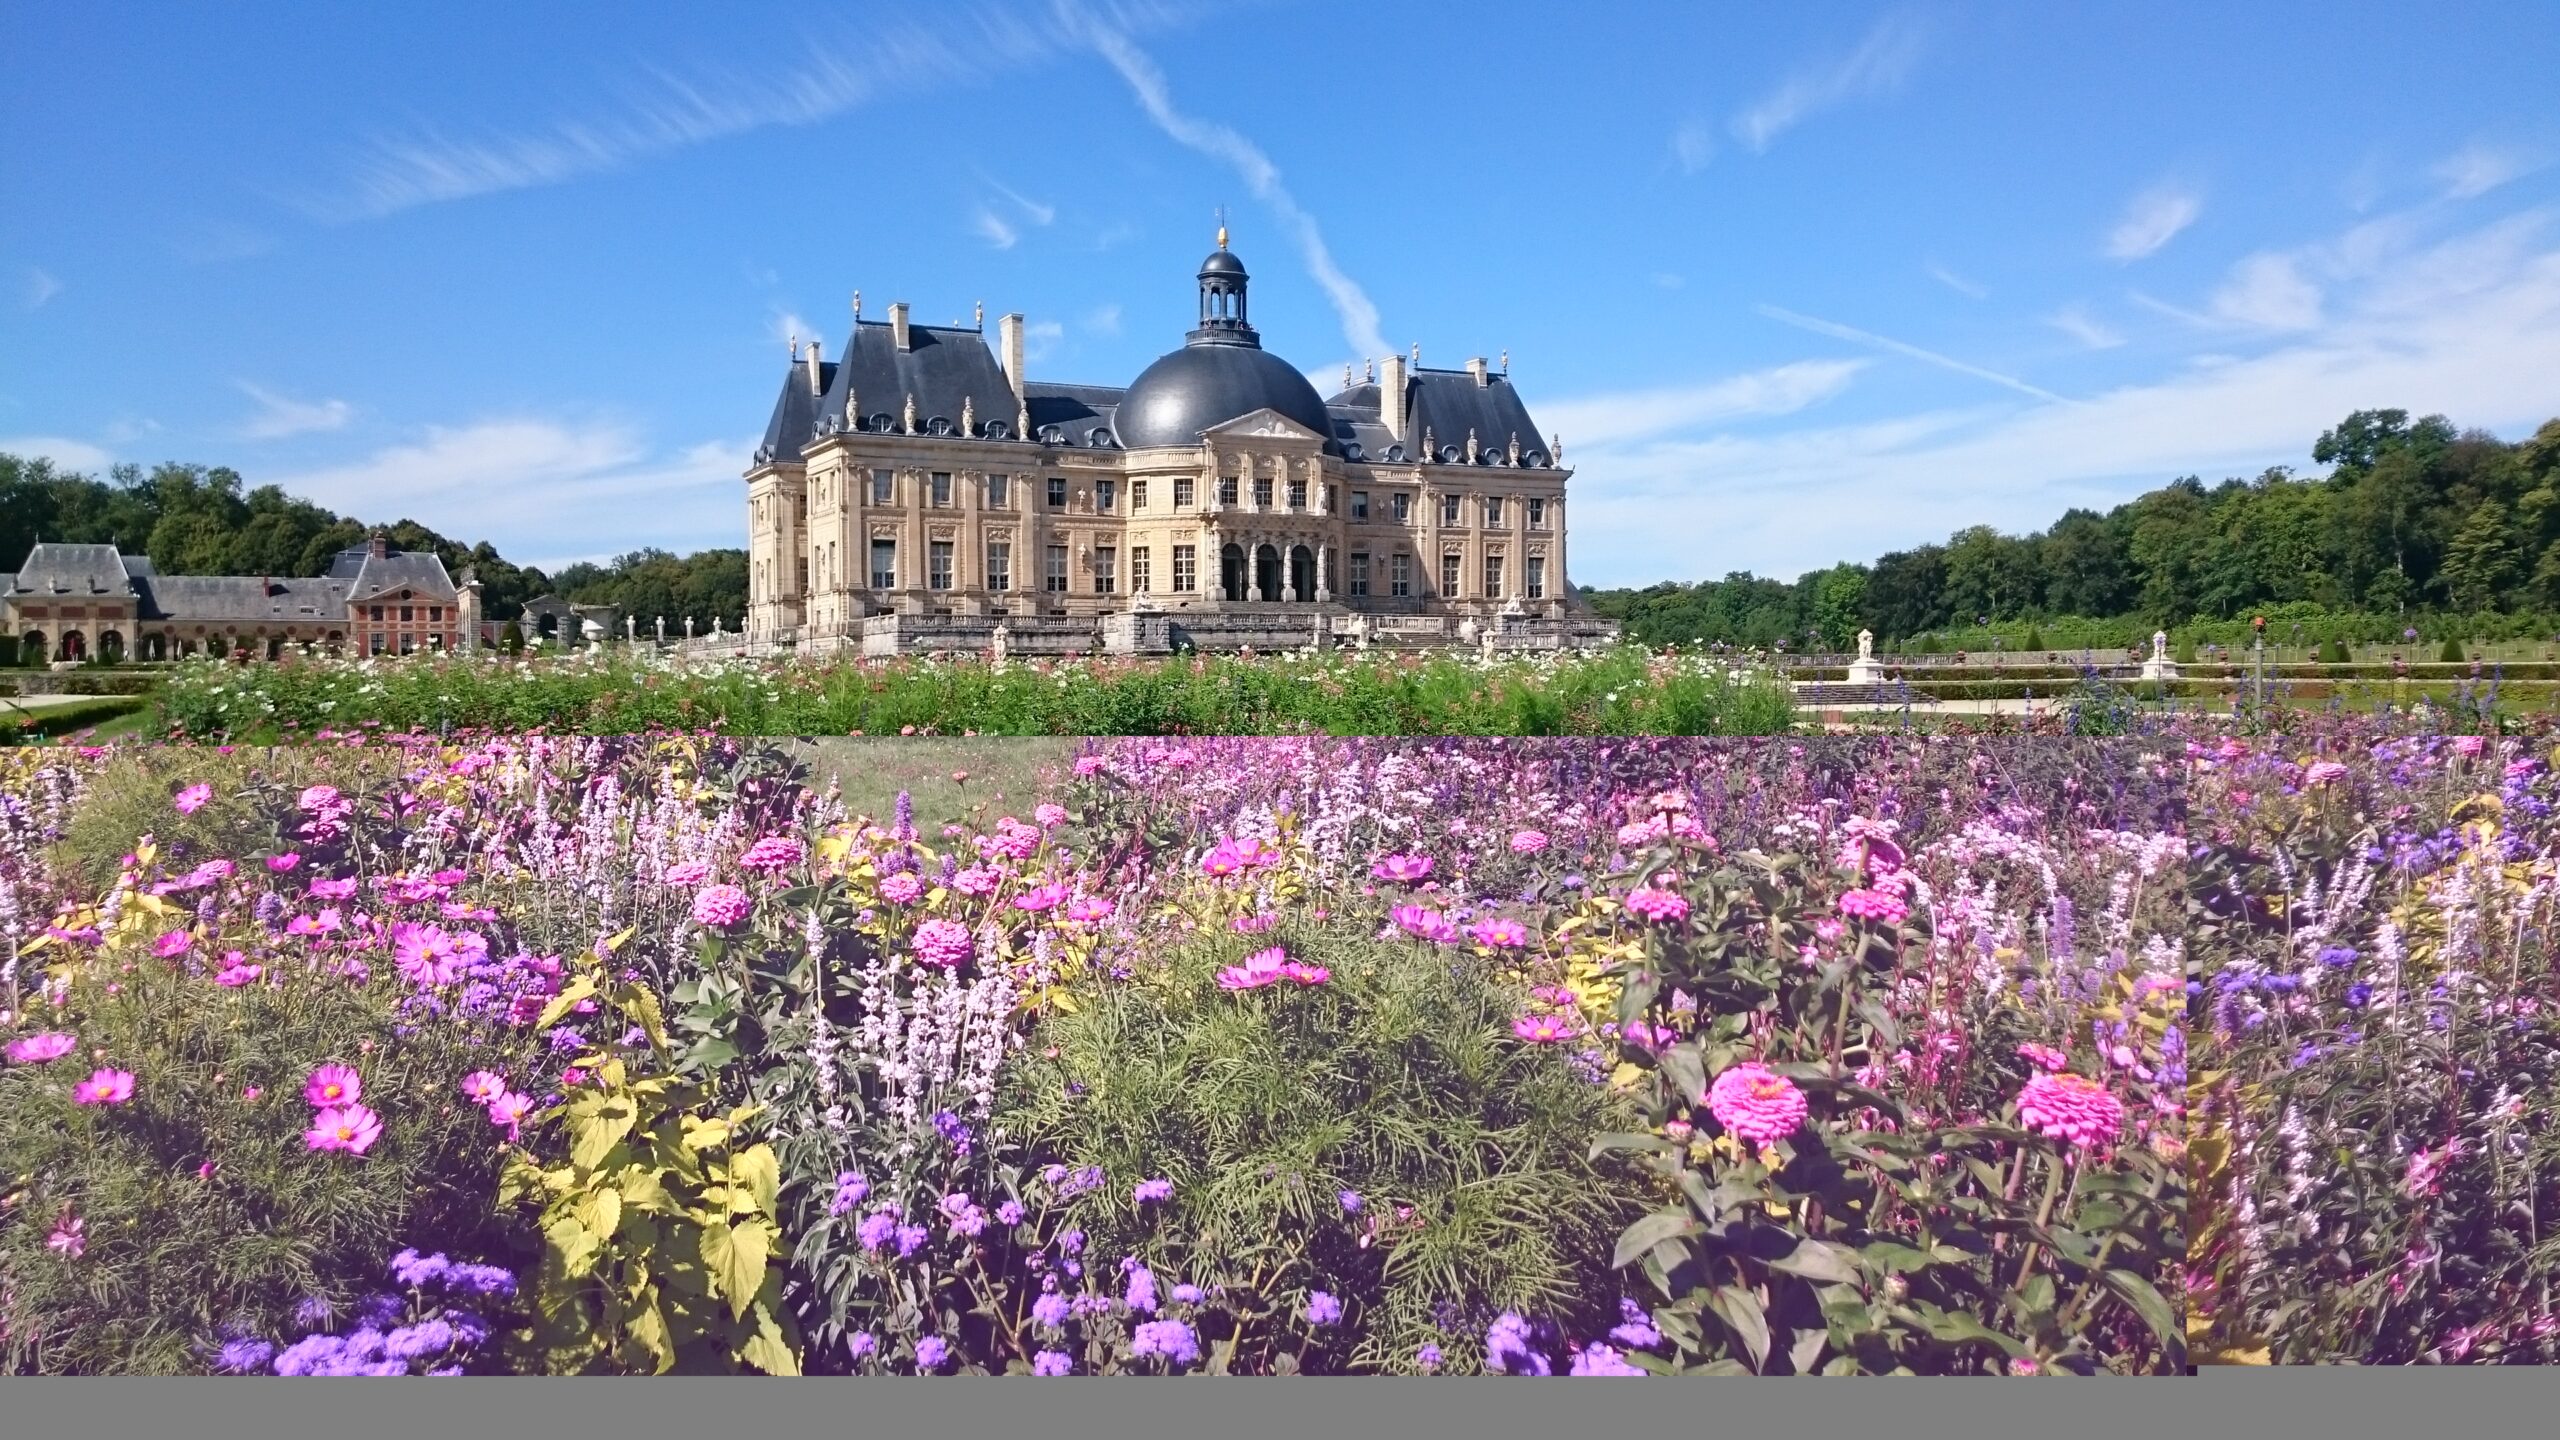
<box><xmin>7</xmin><ymin>1031</ymin><xmax>79</xmax><ymax>1065</ymax></box>
<box><xmin>487</xmin><ymin>1091</ymin><xmax>534</xmax><ymax>1136</ymax></box>
<box><xmin>1391</xmin><ymin>905</ymin><xmax>1460</xmax><ymax>944</ymax></box>
<box><xmin>1469</xmin><ymin>918</ymin><xmax>1533</xmax><ymax>948</ymax></box>
<box><xmin>2015</xmin><ymin>1072</ymin><xmax>2126</xmax><ymax>1151</ymax></box>
<box><xmin>1280</xmin><ymin>961</ymin><xmax>1331</xmax><ymax>986</ymax></box>
<box><xmin>1218</xmin><ymin>946</ymin><xmax>1291</xmax><ymax>991</ymax></box>
<box><xmin>153</xmin><ymin>929</ymin><xmax>193</xmax><ymax>958</ymax></box>
<box><xmin>305</xmin><ymin>1103</ymin><xmax>384</xmax><ymax>1156</ymax></box>
<box><xmin>73</xmin><ymin>1068</ymin><xmax>137</xmax><ymax>1106</ymax></box>
<box><xmin>1706</xmin><ymin>1063</ymin><xmax>1810</xmax><ymax>1147</ymax></box>
<box><xmin>308</xmin><ymin>877</ymin><xmax>358</xmax><ymax>901</ymax></box>
<box><xmin>46</xmin><ymin>1212</ymin><xmax>84</xmax><ymax>1259</ymax></box>
<box><xmin>662</xmin><ymin>860</ymin><xmax>712</xmax><ymax>887</ymax></box>
<box><xmin>392</xmin><ymin>923</ymin><xmax>483</xmax><ymax>987</ymax></box>
<box><xmin>304</xmin><ymin>1064</ymin><xmax>363</xmax><ymax>1108</ymax></box>
<box><xmin>1622</xmin><ymin>888</ymin><xmax>1689</xmax><ymax>924</ymax></box>
<box><xmin>215</xmin><ymin>960</ymin><xmax>264</xmax><ymax>987</ymax></box>
<box><xmin>692</xmin><ymin>884</ymin><xmax>754</xmax><ymax>930</ymax></box>
<box><xmin>1370</xmin><ymin>853</ymin><xmax>1435</xmax><ymax>884</ymax></box>
<box><xmin>175</xmin><ymin>783</ymin><xmax>213</xmax><ymax>814</ymax></box>
<box><xmin>878</xmin><ymin>872</ymin><xmax>927</xmax><ymax>905</ymax></box>
<box><xmin>1509</xmin><ymin>829</ymin><xmax>1550</xmax><ymax>854</ymax></box>
<box><xmin>460</xmin><ymin>1071</ymin><xmax>508</xmax><ymax>1105</ymax></box>
<box><xmin>911</xmin><ymin>918</ymin><xmax>976</xmax><ymax>970</ymax></box>
<box><xmin>1063</xmin><ymin>896</ymin><xmax>1115</xmax><ymax>923</ymax></box>
<box><xmin>1014</xmin><ymin>883</ymin><xmax>1068</xmax><ymax>913</ymax></box>
<box><xmin>1512</xmin><ymin>1013</ymin><xmax>1577</xmax><ymax>1044</ymax></box>
<box><xmin>267</xmin><ymin>853</ymin><xmax>301</xmax><ymax>873</ymax></box>
<box><xmin>739</xmin><ymin>836</ymin><xmax>804</xmax><ymax>873</ymax></box>
<box><xmin>1035</xmin><ymin>803</ymin><xmax>1069</xmax><ymax>828</ymax></box>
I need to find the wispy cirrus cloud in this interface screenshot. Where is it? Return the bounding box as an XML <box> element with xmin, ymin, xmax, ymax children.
<box><xmin>1071</xmin><ymin>5</ymin><xmax>1392</xmax><ymax>360</ymax></box>
<box><xmin>1756</xmin><ymin>306</ymin><xmax>2072</xmax><ymax>404</ymax></box>
<box><xmin>1669</xmin><ymin>118</ymin><xmax>1716</xmax><ymax>174</ymax></box>
<box><xmin>0</xmin><ymin>435</ymin><xmax>114</xmax><ymax>472</ymax></box>
<box><xmin>2435</xmin><ymin>140</ymin><xmax>2540</xmax><ymax>200</ymax></box>
<box><xmin>23</xmin><ymin>268</ymin><xmax>61</xmax><ymax>309</ymax></box>
<box><xmin>2210</xmin><ymin>253</ymin><xmax>2324</xmax><ymax>332</ymax></box>
<box><xmin>303</xmin><ymin>1</ymin><xmax>1200</xmax><ymax>221</ymax></box>
<box><xmin>1731</xmin><ymin>11</ymin><xmax>1930</xmax><ymax>153</ymax></box>
<box><xmin>1925</xmin><ymin>261</ymin><xmax>1987</xmax><ymax>300</ymax></box>
<box><xmin>973</xmin><ymin>208</ymin><xmax>1021</xmax><ymax>250</ymax></box>
<box><xmin>236</xmin><ymin>382</ymin><xmax>354</xmax><ymax>440</ymax></box>
<box><xmin>2047</xmin><ymin>305</ymin><xmax>2124</xmax><ymax>350</ymax></box>
<box><xmin>1538</xmin><ymin>360</ymin><xmax>1869</xmax><ymax>451</ymax></box>
<box><xmin>2104</xmin><ymin>183</ymin><xmax>2202</xmax><ymax>261</ymax></box>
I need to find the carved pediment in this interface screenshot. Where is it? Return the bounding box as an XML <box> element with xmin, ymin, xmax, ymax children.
<box><xmin>1201</xmin><ymin>409</ymin><xmax>1327</xmax><ymax>445</ymax></box>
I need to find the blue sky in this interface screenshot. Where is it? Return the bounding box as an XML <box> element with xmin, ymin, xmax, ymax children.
<box><xmin>5</xmin><ymin>0</ymin><xmax>2558</xmax><ymax>586</ymax></box>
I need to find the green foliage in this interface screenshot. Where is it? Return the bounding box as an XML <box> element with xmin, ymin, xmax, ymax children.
<box><xmin>499</xmin><ymin>620</ymin><xmax>525</xmax><ymax>656</ymax></box>
<box><xmin>500</xmin><ymin>959</ymin><xmax>801</xmax><ymax>1375</ymax></box>
<box><xmin>2174</xmin><ymin>636</ymin><xmax>2197</xmax><ymax>665</ymax></box>
<box><xmin>2</xmin><ymin>697</ymin><xmax>147</xmax><ymax>745</ymax></box>
<box><xmin>2020</xmin><ymin>626</ymin><xmax>2046</xmax><ymax>652</ymax></box>
<box><xmin>1005</xmin><ymin>923</ymin><xmax>1639</xmax><ymax>1374</ymax></box>
<box><xmin>2440</xmin><ymin>635</ymin><xmax>2467</xmax><ymax>663</ymax></box>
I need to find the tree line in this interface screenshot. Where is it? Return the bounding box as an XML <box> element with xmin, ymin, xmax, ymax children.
<box><xmin>1</xmin><ymin>453</ymin><xmax>747</xmax><ymax>626</ymax></box>
<box><xmin>1586</xmin><ymin>408</ymin><xmax>2560</xmax><ymax>650</ymax></box>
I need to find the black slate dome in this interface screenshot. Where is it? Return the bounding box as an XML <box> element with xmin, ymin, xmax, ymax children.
<box><xmin>1111</xmin><ymin>236</ymin><xmax>1336</xmax><ymax>451</ymax></box>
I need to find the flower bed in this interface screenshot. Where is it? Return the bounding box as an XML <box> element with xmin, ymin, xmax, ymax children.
<box><xmin>2</xmin><ymin>735</ymin><xmax>2181</xmax><ymax>1374</ymax></box>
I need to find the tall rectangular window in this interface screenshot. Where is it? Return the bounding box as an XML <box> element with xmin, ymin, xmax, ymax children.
<box><xmin>1288</xmin><ymin>477</ymin><xmax>1307</xmax><ymax>509</ymax></box>
<box><xmin>1348</xmin><ymin>552</ymin><xmax>1370</xmax><ymax>597</ymax></box>
<box><xmin>1441</xmin><ymin>552</ymin><xmax>1462</xmax><ymax>598</ymax></box>
<box><xmin>1392</xmin><ymin>492</ymin><xmax>1411</xmax><ymax>522</ymax></box>
<box><xmin>1253</xmin><ymin>476</ymin><xmax>1273</xmax><ymax>508</ymax></box>
<box><xmin>871</xmin><ymin>539</ymin><xmax>896</xmax><ymax>590</ymax></box>
<box><xmin>1351</xmin><ymin>490</ymin><xmax>1370</xmax><ymax>520</ymax></box>
<box><xmin>1132</xmin><ymin>479</ymin><xmax>1148</xmax><ymax>509</ymax></box>
<box><xmin>929</xmin><ymin>540</ymin><xmax>954</xmax><ymax>590</ymax></box>
<box><xmin>989</xmin><ymin>474</ymin><xmax>1009</xmax><ymax>507</ymax></box>
<box><xmin>1045</xmin><ymin>544</ymin><xmax>1068</xmax><ymax>593</ymax></box>
<box><xmin>1131</xmin><ymin>546</ymin><xmax>1152</xmax><ymax>593</ymax></box>
<box><xmin>1219</xmin><ymin>477</ymin><xmax>1239</xmax><ymax>506</ymax></box>
<box><xmin>872</xmin><ymin>469</ymin><xmax>894</xmax><ymax>505</ymax></box>
<box><xmin>1172</xmin><ymin>544</ymin><xmax>1197</xmax><ymax>592</ymax></box>
<box><xmin>1096</xmin><ymin>479</ymin><xmax>1116</xmax><ymax>511</ymax></box>
<box><xmin>1441</xmin><ymin>494</ymin><xmax>1462</xmax><ymax>525</ymax></box>
<box><xmin>1527</xmin><ymin>497</ymin><xmax>1546</xmax><ymax>528</ymax></box>
<box><xmin>1390</xmin><ymin>552</ymin><xmax>1411</xmax><ymax>598</ymax></box>
<box><xmin>1483</xmin><ymin>551</ymin><xmax>1504</xmax><ymax>599</ymax></box>
<box><xmin>931</xmin><ymin>472</ymin><xmax>952</xmax><ymax>507</ymax></box>
<box><xmin>1527</xmin><ymin>555</ymin><xmax>1546</xmax><ymax>599</ymax></box>
<box><xmin>1048</xmin><ymin>477</ymin><xmax>1068</xmax><ymax>509</ymax></box>
<box><xmin>1483</xmin><ymin>496</ymin><xmax>1503</xmax><ymax>527</ymax></box>
<box><xmin>1093</xmin><ymin>545</ymin><xmax>1117</xmax><ymax>594</ymax></box>
<box><xmin>1175</xmin><ymin>477</ymin><xmax>1196</xmax><ymax>507</ymax></box>
<box><xmin>400</xmin><ymin>605</ymin><xmax>414</xmax><ymax>622</ymax></box>
<box><xmin>986</xmin><ymin>541</ymin><xmax>1011</xmax><ymax>592</ymax></box>
<box><xmin>370</xmin><ymin>605</ymin><xmax>384</xmax><ymax>622</ymax></box>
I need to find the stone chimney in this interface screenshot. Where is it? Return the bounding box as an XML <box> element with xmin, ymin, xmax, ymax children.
<box><xmin>367</xmin><ymin>529</ymin><xmax>390</xmax><ymax>559</ymax></box>
<box><xmin>803</xmin><ymin>337</ymin><xmax>823</xmax><ymax>391</ymax></box>
<box><xmin>890</xmin><ymin>301</ymin><xmax>911</xmax><ymax>352</ymax></box>
<box><xmin>1467</xmin><ymin>356</ymin><xmax>1489</xmax><ymax>387</ymax></box>
<box><xmin>1379</xmin><ymin>353</ymin><xmax>1408</xmax><ymax>439</ymax></box>
<box><xmin>1000</xmin><ymin>312</ymin><xmax>1026</xmax><ymax>396</ymax></box>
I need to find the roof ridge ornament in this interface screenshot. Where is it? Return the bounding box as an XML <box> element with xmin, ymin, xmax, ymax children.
<box><xmin>852</xmin><ymin>290</ymin><xmax>862</xmax><ymax>319</ymax></box>
<box><xmin>975</xmin><ymin>300</ymin><xmax>984</xmax><ymax>328</ymax></box>
<box><xmin>846</xmin><ymin>385</ymin><xmax>859</xmax><ymax>427</ymax></box>
<box><xmin>961</xmin><ymin>394</ymin><xmax>976</xmax><ymax>437</ymax></box>
<box><xmin>1500</xmin><ymin>349</ymin><xmax>1509</xmax><ymax>374</ymax></box>
<box><xmin>1422</xmin><ymin>425</ymin><xmax>1435</xmax><ymax>460</ymax></box>
<box><xmin>903</xmin><ymin>393</ymin><xmax>918</xmax><ymax>434</ymax></box>
<box><xmin>1017</xmin><ymin>395</ymin><xmax>1031</xmax><ymax>439</ymax></box>
<box><xmin>1364</xmin><ymin>358</ymin><xmax>1374</xmax><ymax>383</ymax></box>
<box><xmin>1466</xmin><ymin>428</ymin><xmax>1479</xmax><ymax>464</ymax></box>
<box><xmin>1507</xmin><ymin>430</ymin><xmax>1521</xmax><ymax>465</ymax></box>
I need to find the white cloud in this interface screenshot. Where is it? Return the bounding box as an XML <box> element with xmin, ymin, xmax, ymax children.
<box><xmin>0</xmin><ymin>436</ymin><xmax>114</xmax><ymax>472</ymax></box>
<box><xmin>1670</xmin><ymin>119</ymin><xmax>1715</xmax><ymax>174</ymax></box>
<box><xmin>770</xmin><ymin>311</ymin><xmax>819</xmax><ymax>355</ymax></box>
<box><xmin>23</xmin><ymin>268</ymin><xmax>60</xmax><ymax>309</ymax></box>
<box><xmin>2435</xmin><ymin>140</ymin><xmax>2537</xmax><ymax>200</ymax></box>
<box><xmin>982</xmin><ymin>175</ymin><xmax>1057</xmax><ymax>226</ymax></box>
<box><xmin>1651</xmin><ymin>272</ymin><xmax>1685</xmax><ymax>290</ymax></box>
<box><xmin>2104</xmin><ymin>184</ymin><xmax>2201</xmax><ymax>261</ymax></box>
<box><xmin>973</xmin><ymin>207</ymin><xmax>1021</xmax><ymax>250</ymax></box>
<box><xmin>1757</xmin><ymin>306</ymin><xmax>2071</xmax><ymax>404</ymax></box>
<box><xmin>1077</xmin><ymin>13</ymin><xmax>1392</xmax><ymax>360</ymax></box>
<box><xmin>1730</xmin><ymin>12</ymin><xmax>1929</xmax><ymax>153</ymax></box>
<box><xmin>1563</xmin><ymin>209</ymin><xmax>2560</xmax><ymax>587</ymax></box>
<box><xmin>1925</xmin><ymin>261</ymin><xmax>1987</xmax><ymax>300</ymax></box>
<box><xmin>236</xmin><ymin>382</ymin><xmax>354</xmax><ymax>440</ymax></box>
<box><xmin>2047</xmin><ymin>305</ymin><xmax>2124</xmax><ymax>350</ymax></box>
<box><xmin>1086</xmin><ymin>302</ymin><xmax>1123</xmax><ymax>335</ymax></box>
<box><xmin>1539</xmin><ymin>360</ymin><xmax>1869</xmax><ymax>450</ymax></box>
<box><xmin>1023</xmin><ymin>320</ymin><xmax>1065</xmax><ymax>361</ymax></box>
<box><xmin>2210</xmin><ymin>252</ymin><xmax>2323</xmax><ymax>331</ymax></box>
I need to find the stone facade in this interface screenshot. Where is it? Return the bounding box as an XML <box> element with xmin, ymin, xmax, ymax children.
<box><xmin>739</xmin><ymin>235</ymin><xmax>1617</xmax><ymax>657</ymax></box>
<box><xmin>5</xmin><ymin>533</ymin><xmax>481</xmax><ymax>664</ymax></box>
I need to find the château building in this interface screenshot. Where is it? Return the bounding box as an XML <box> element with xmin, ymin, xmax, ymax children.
<box><xmin>741</xmin><ymin>231</ymin><xmax>1617</xmax><ymax>656</ymax></box>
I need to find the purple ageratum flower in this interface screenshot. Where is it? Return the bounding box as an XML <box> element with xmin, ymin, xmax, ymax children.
<box><xmin>216</xmin><ymin>1337</ymin><xmax>276</xmax><ymax>1373</ymax></box>
<box><xmin>914</xmin><ymin>1336</ymin><xmax>950</xmax><ymax>1372</ymax></box>
<box><xmin>848</xmin><ymin>1332</ymin><xmax>879</xmax><ymax>1360</ymax></box>
<box><xmin>1172</xmin><ymin>1284</ymin><xmax>1203</xmax><ymax>1304</ymax></box>
<box><xmin>830</xmin><ymin>1173</ymin><xmax>871</xmax><ymax>1216</ymax></box>
<box><xmin>1339</xmin><ymin>1190</ymin><xmax>1363</xmax><ymax>1213</ymax></box>
<box><xmin>1032</xmin><ymin>1350</ymin><xmax>1074</xmax><ymax>1376</ymax></box>
<box><xmin>856</xmin><ymin>1211</ymin><xmax>899</xmax><ymax>1253</ymax></box>
<box><xmin>1568</xmin><ymin>1343</ymin><xmax>1646</xmax><ymax>1376</ymax></box>
<box><xmin>1485</xmin><ymin>1313</ymin><xmax>1552</xmax><ymax>1375</ymax></box>
<box><xmin>939</xmin><ymin>1193</ymin><xmax>989</xmax><ymax>1238</ymax></box>
<box><xmin>895</xmin><ymin>1224</ymin><xmax>930</xmax><ymax>1258</ymax></box>
<box><xmin>1416</xmin><ymin>1343</ymin><xmax>1443</xmax><ymax>1373</ymax></box>
<box><xmin>1125</xmin><ymin>1264</ymin><xmax>1160</xmax><ymax>1314</ymax></box>
<box><xmin>996</xmin><ymin>1200</ymin><xmax>1026</xmax><ymax>1227</ymax></box>
<box><xmin>1133</xmin><ymin>1177</ymin><xmax>1174</xmax><ymax>1205</ymax></box>
<box><xmin>1304</xmin><ymin>1291</ymin><xmax>1343</xmax><ymax>1326</ymax></box>
<box><xmin>272</xmin><ymin>1334</ymin><xmax>348</xmax><ymax>1376</ymax></box>
<box><xmin>1057</xmin><ymin>1228</ymin><xmax>1087</xmax><ymax>1255</ymax></box>
<box><xmin>1129</xmin><ymin>1319</ymin><xmax>1201</xmax><ymax>1368</ymax></box>
<box><xmin>1032</xmin><ymin>1292</ymin><xmax>1072</xmax><ymax>1330</ymax></box>
<box><xmin>1609</xmin><ymin>1298</ymin><xmax>1661</xmax><ymax>1349</ymax></box>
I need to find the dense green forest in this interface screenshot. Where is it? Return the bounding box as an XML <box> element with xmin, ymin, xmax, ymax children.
<box><xmin>0</xmin><ymin>453</ymin><xmax>746</xmax><ymax>625</ymax></box>
<box><xmin>1586</xmin><ymin>408</ymin><xmax>2560</xmax><ymax>650</ymax></box>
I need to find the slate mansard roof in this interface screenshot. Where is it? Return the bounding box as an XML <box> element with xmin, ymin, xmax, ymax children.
<box><xmin>10</xmin><ymin>541</ymin><xmax>456</xmax><ymax>624</ymax></box>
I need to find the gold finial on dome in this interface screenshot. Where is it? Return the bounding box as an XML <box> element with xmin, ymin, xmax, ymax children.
<box><xmin>1216</xmin><ymin>204</ymin><xmax>1227</xmax><ymax>250</ymax></box>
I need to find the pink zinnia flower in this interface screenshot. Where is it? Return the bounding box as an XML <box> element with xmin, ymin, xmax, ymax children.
<box><xmin>1512</xmin><ymin>1013</ymin><xmax>1576</xmax><ymax>1044</ymax></box>
<box><xmin>663</xmin><ymin>860</ymin><xmax>712</xmax><ymax>887</ymax></box>
<box><xmin>267</xmin><ymin>852</ymin><xmax>302</xmax><ymax>873</ymax></box>
<box><xmin>692</xmin><ymin>884</ymin><xmax>754</xmax><ymax>930</ymax></box>
<box><xmin>2016</xmin><ymin>1043</ymin><xmax>2069</xmax><ymax>1073</ymax></box>
<box><xmin>1470</xmin><ymin>917</ymin><xmax>1532</xmax><ymax>948</ymax></box>
<box><xmin>6</xmin><ymin>1031</ymin><xmax>78</xmax><ymax>1065</ymax></box>
<box><xmin>739</xmin><ymin>836</ymin><xmax>804</xmax><ymax>873</ymax></box>
<box><xmin>297</xmin><ymin>785</ymin><xmax>342</xmax><ymax>810</ymax></box>
<box><xmin>175</xmin><ymin>783</ymin><xmax>213</xmax><ymax>814</ymax></box>
<box><xmin>73</xmin><ymin>1068</ymin><xmax>137</xmax><ymax>1106</ymax></box>
<box><xmin>1035</xmin><ymin>803</ymin><xmax>1069</xmax><ymax>828</ymax></box>
<box><xmin>1622</xmin><ymin>888</ymin><xmax>1689</xmax><ymax>924</ymax></box>
<box><xmin>2015</xmin><ymin>1073</ymin><xmax>2125</xmax><ymax>1151</ymax></box>
<box><xmin>1837</xmin><ymin>888</ymin><xmax>1910</xmax><ymax>925</ymax></box>
<box><xmin>1706</xmin><ymin>1063</ymin><xmax>1809</xmax><ymax>1147</ymax></box>
<box><xmin>911</xmin><ymin>918</ymin><xmax>976</xmax><ymax>970</ymax></box>
<box><xmin>460</xmin><ymin>1071</ymin><xmax>508</xmax><ymax>1105</ymax></box>
<box><xmin>304</xmin><ymin>1064</ymin><xmax>363</xmax><ymax>1108</ymax></box>
<box><xmin>1509</xmin><ymin>829</ymin><xmax>1550</xmax><ymax>854</ymax></box>
<box><xmin>46</xmin><ymin>1212</ymin><xmax>84</xmax><ymax>1259</ymax></box>
<box><xmin>878</xmin><ymin>872</ymin><xmax>927</xmax><ymax>905</ymax></box>
<box><xmin>2302</xmin><ymin>760</ymin><xmax>2349</xmax><ymax>788</ymax></box>
<box><xmin>153</xmin><ymin>929</ymin><xmax>193</xmax><ymax>958</ymax></box>
<box><xmin>305</xmin><ymin>1103</ymin><xmax>385</xmax><ymax>1155</ymax></box>
<box><xmin>2452</xmin><ymin>734</ymin><xmax>2487</xmax><ymax>757</ymax></box>
<box><xmin>1370</xmin><ymin>853</ymin><xmax>1434</xmax><ymax>884</ymax></box>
